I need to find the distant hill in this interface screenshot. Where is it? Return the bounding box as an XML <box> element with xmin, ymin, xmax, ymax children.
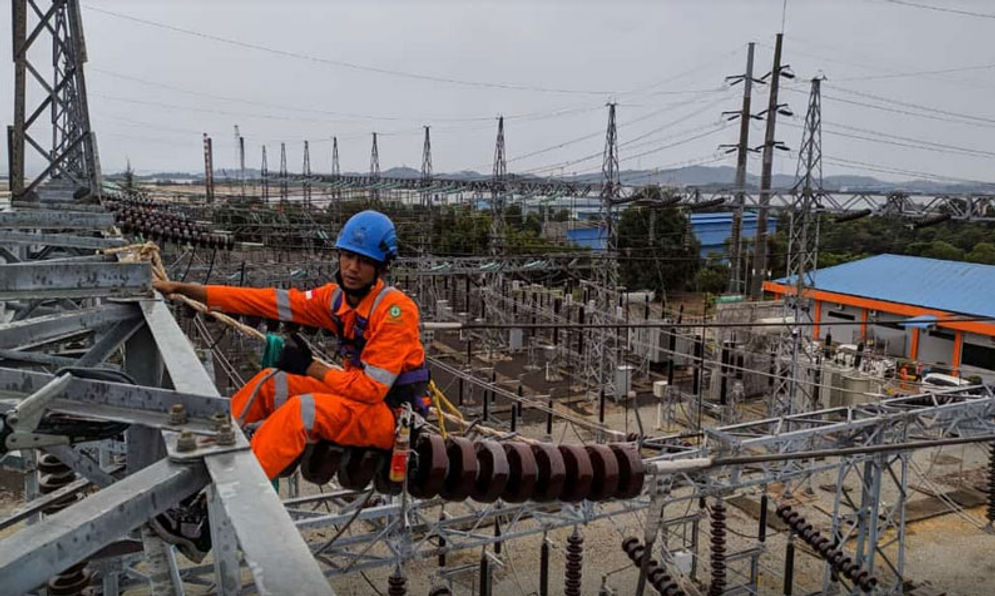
<box><xmin>116</xmin><ymin>165</ymin><xmax>995</xmax><ymax>194</ymax></box>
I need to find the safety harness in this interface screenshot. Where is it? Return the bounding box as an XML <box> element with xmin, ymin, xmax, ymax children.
<box><xmin>330</xmin><ymin>285</ymin><xmax>431</xmax><ymax>416</ymax></box>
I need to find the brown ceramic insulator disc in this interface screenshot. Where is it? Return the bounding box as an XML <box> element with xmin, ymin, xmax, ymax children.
<box><xmin>558</xmin><ymin>445</ymin><xmax>594</xmax><ymax>502</ymax></box>
<box><xmin>585</xmin><ymin>444</ymin><xmax>620</xmax><ymax>501</ymax></box>
<box><xmin>409</xmin><ymin>433</ymin><xmax>449</xmax><ymax>499</ymax></box>
<box><xmin>470</xmin><ymin>440</ymin><xmax>510</xmax><ymax>503</ymax></box>
<box><xmin>300</xmin><ymin>442</ymin><xmax>344</xmax><ymax>485</ymax></box>
<box><xmin>609</xmin><ymin>443</ymin><xmax>646</xmax><ymax>499</ymax></box>
<box><xmin>439</xmin><ymin>437</ymin><xmax>478</xmax><ymax>501</ymax></box>
<box><xmin>530</xmin><ymin>443</ymin><xmax>566</xmax><ymax>502</ymax></box>
<box><xmin>337</xmin><ymin>447</ymin><xmax>383</xmax><ymax>491</ymax></box>
<box><xmin>501</xmin><ymin>442</ymin><xmax>538</xmax><ymax>503</ymax></box>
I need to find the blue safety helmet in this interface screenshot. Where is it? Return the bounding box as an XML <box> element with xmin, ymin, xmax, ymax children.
<box><xmin>334</xmin><ymin>210</ymin><xmax>398</xmax><ymax>264</ymax></box>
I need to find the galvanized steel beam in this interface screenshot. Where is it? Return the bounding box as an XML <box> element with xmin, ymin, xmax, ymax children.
<box><xmin>0</xmin><ymin>262</ymin><xmax>150</xmax><ymax>299</ymax></box>
<box><xmin>0</xmin><ymin>457</ymin><xmax>209</xmax><ymax>595</ymax></box>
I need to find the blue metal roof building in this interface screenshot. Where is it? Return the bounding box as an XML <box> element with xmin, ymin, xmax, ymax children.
<box><xmin>564</xmin><ymin>211</ymin><xmax>776</xmax><ymax>256</ymax></box>
<box><xmin>765</xmin><ymin>254</ymin><xmax>995</xmax><ymax>377</ymax></box>
<box><xmin>772</xmin><ymin>254</ymin><xmax>995</xmax><ymax>319</ymax></box>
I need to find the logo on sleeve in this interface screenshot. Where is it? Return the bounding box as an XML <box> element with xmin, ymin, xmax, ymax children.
<box><xmin>388</xmin><ymin>305</ymin><xmax>402</xmax><ymax>320</ymax></box>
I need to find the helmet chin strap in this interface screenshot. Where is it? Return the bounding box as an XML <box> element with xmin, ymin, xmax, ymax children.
<box><xmin>335</xmin><ymin>270</ymin><xmax>378</xmax><ymax>302</ymax></box>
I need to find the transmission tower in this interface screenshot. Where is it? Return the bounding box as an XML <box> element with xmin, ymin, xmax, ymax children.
<box><xmin>421</xmin><ymin>126</ymin><xmax>433</xmax><ymax>206</ymax></box>
<box><xmin>303</xmin><ymin>140</ymin><xmax>312</xmax><ymax>209</ymax></box>
<box><xmin>490</xmin><ymin>116</ymin><xmax>508</xmax><ymax>255</ymax></box>
<box><xmin>370</xmin><ymin>133</ymin><xmax>381</xmax><ymax>178</ymax></box>
<box><xmin>261</xmin><ymin>145</ymin><xmax>269</xmax><ymax>204</ymax></box>
<box><xmin>332</xmin><ymin>137</ymin><xmax>341</xmax><ymax>176</ymax></box>
<box><xmin>235</xmin><ymin>125</ymin><xmax>246</xmax><ymax>202</ymax></box>
<box><xmin>203</xmin><ymin>133</ymin><xmax>215</xmax><ymax>204</ymax></box>
<box><xmin>769</xmin><ymin>76</ymin><xmax>823</xmax><ymax>420</ymax></box>
<box><xmin>586</xmin><ymin>102</ymin><xmax>621</xmax><ymax>400</ymax></box>
<box><xmin>10</xmin><ymin>0</ymin><xmax>102</xmax><ymax>199</ymax></box>
<box><xmin>749</xmin><ymin>33</ymin><xmax>794</xmax><ymax>299</ymax></box>
<box><xmin>719</xmin><ymin>42</ymin><xmax>763</xmax><ymax>295</ymax></box>
<box><xmin>370</xmin><ymin>133</ymin><xmax>380</xmax><ymax>201</ymax></box>
<box><xmin>279</xmin><ymin>142</ymin><xmax>288</xmax><ymax>205</ymax></box>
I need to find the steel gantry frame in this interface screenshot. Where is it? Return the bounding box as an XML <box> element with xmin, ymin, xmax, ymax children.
<box><xmin>0</xmin><ymin>186</ymin><xmax>334</xmax><ymax>595</ymax></box>
<box><xmin>9</xmin><ymin>0</ymin><xmax>102</xmax><ymax>201</ymax></box>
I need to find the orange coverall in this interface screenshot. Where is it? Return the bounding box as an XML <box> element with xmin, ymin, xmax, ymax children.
<box><xmin>206</xmin><ymin>279</ymin><xmax>425</xmax><ymax>478</ymax></box>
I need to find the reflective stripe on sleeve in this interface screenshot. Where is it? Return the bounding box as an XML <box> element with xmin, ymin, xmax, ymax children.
<box><xmin>275</xmin><ymin>289</ymin><xmax>293</xmax><ymax>321</ymax></box>
<box><xmin>362</xmin><ymin>361</ymin><xmax>398</xmax><ymax>387</ymax></box>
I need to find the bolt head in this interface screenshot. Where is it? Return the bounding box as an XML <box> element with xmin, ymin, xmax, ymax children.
<box><xmin>216</xmin><ymin>423</ymin><xmax>236</xmax><ymax>446</ymax></box>
<box><xmin>176</xmin><ymin>429</ymin><xmax>197</xmax><ymax>452</ymax></box>
<box><xmin>168</xmin><ymin>404</ymin><xmax>188</xmax><ymax>425</ymax></box>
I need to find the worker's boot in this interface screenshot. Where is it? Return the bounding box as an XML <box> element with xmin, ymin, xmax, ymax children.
<box><xmin>150</xmin><ymin>492</ymin><xmax>212</xmax><ymax>562</ymax></box>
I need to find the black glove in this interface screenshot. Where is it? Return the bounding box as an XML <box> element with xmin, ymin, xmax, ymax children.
<box><xmin>275</xmin><ymin>333</ymin><xmax>313</xmax><ymax>376</ymax></box>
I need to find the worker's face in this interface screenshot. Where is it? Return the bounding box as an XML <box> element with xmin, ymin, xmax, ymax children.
<box><xmin>338</xmin><ymin>250</ymin><xmax>380</xmax><ymax>290</ymax></box>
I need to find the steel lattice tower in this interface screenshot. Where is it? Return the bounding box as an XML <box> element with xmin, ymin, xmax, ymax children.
<box><xmin>261</xmin><ymin>145</ymin><xmax>269</xmax><ymax>204</ymax></box>
<box><xmin>490</xmin><ymin>116</ymin><xmax>508</xmax><ymax>255</ymax></box>
<box><xmin>303</xmin><ymin>140</ymin><xmax>312</xmax><ymax>208</ymax></box>
<box><xmin>370</xmin><ymin>133</ymin><xmax>380</xmax><ymax>178</ymax></box>
<box><xmin>203</xmin><ymin>133</ymin><xmax>215</xmax><ymax>203</ymax></box>
<box><xmin>587</xmin><ymin>103</ymin><xmax>621</xmax><ymax>399</ymax></box>
<box><xmin>332</xmin><ymin>137</ymin><xmax>340</xmax><ymax>176</ymax></box>
<box><xmin>421</xmin><ymin>126</ymin><xmax>433</xmax><ymax>207</ymax></box>
<box><xmin>9</xmin><ymin>0</ymin><xmax>102</xmax><ymax>199</ymax></box>
<box><xmin>279</xmin><ymin>142</ymin><xmax>288</xmax><ymax>204</ymax></box>
<box><xmin>370</xmin><ymin>133</ymin><xmax>380</xmax><ymax>201</ymax></box>
<box><xmin>770</xmin><ymin>77</ymin><xmax>823</xmax><ymax>420</ymax></box>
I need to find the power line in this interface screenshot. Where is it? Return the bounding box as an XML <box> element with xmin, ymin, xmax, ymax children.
<box><xmin>833</xmin><ymin>62</ymin><xmax>995</xmax><ymax>82</ymax></box>
<box><xmin>828</xmin><ymin>84</ymin><xmax>995</xmax><ymax>126</ymax></box>
<box><xmin>880</xmin><ymin>0</ymin><xmax>995</xmax><ymax>19</ymax></box>
<box><xmin>783</xmin><ymin>121</ymin><xmax>995</xmax><ymax>159</ymax></box>
<box><xmin>83</xmin><ymin>3</ymin><xmax>617</xmax><ymax>95</ymax></box>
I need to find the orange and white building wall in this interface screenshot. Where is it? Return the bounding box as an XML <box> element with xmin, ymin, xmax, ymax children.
<box><xmin>763</xmin><ymin>281</ymin><xmax>995</xmax><ymax>380</ymax></box>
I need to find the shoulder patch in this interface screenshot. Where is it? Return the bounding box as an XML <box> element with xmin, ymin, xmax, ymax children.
<box><xmin>388</xmin><ymin>304</ymin><xmax>403</xmax><ymax>319</ymax></box>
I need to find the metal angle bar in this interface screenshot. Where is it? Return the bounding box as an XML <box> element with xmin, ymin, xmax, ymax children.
<box><xmin>0</xmin><ymin>210</ymin><xmax>114</xmax><ymax>229</ymax></box>
<box><xmin>0</xmin><ymin>303</ymin><xmax>137</xmax><ymax>349</ymax></box>
<box><xmin>75</xmin><ymin>317</ymin><xmax>145</xmax><ymax>367</ymax></box>
<box><xmin>0</xmin><ymin>262</ymin><xmax>151</xmax><ymax>299</ymax></box>
<box><xmin>206</xmin><ymin>484</ymin><xmax>241</xmax><ymax>595</ymax></box>
<box><xmin>0</xmin><ymin>230</ymin><xmax>125</xmax><ymax>249</ymax></box>
<box><xmin>0</xmin><ymin>457</ymin><xmax>210</xmax><ymax>595</ymax></box>
<box><xmin>42</xmin><ymin>445</ymin><xmax>118</xmax><ymax>487</ymax></box>
<box><xmin>0</xmin><ymin>367</ymin><xmax>230</xmax><ymax>423</ymax></box>
<box><xmin>140</xmin><ymin>296</ymin><xmax>334</xmax><ymax>594</ymax></box>
<box><xmin>0</xmin><ymin>476</ymin><xmax>89</xmax><ymax>532</ymax></box>
<box><xmin>0</xmin><ymin>347</ymin><xmax>80</xmax><ymax>367</ymax></box>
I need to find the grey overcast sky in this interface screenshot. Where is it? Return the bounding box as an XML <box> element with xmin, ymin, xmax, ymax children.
<box><xmin>4</xmin><ymin>0</ymin><xmax>995</xmax><ymax>184</ymax></box>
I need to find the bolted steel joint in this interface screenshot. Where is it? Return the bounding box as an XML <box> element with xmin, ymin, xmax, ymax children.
<box><xmin>216</xmin><ymin>423</ymin><xmax>236</xmax><ymax>446</ymax></box>
<box><xmin>176</xmin><ymin>429</ymin><xmax>198</xmax><ymax>452</ymax></box>
<box><xmin>168</xmin><ymin>404</ymin><xmax>188</xmax><ymax>425</ymax></box>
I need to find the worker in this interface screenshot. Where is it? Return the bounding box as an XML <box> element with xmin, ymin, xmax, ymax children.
<box><xmin>150</xmin><ymin>210</ymin><xmax>428</xmax><ymax>561</ymax></box>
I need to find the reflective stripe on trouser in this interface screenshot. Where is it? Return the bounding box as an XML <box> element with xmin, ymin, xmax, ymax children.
<box><xmin>229</xmin><ymin>368</ymin><xmax>396</xmax><ymax>479</ymax></box>
<box><xmin>230</xmin><ymin>368</ymin><xmax>329</xmax><ymax>425</ymax></box>
<box><xmin>247</xmin><ymin>393</ymin><xmax>396</xmax><ymax>479</ymax></box>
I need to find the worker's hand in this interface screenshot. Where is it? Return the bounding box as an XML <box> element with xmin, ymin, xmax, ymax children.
<box><xmin>153</xmin><ymin>280</ymin><xmax>182</xmax><ymax>295</ymax></box>
<box><xmin>152</xmin><ymin>280</ymin><xmax>208</xmax><ymax>303</ymax></box>
<box><xmin>275</xmin><ymin>333</ymin><xmax>314</xmax><ymax>376</ymax></box>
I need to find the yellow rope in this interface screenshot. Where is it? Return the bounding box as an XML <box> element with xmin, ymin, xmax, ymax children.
<box><xmin>428</xmin><ymin>380</ymin><xmax>464</xmax><ymax>440</ymax></box>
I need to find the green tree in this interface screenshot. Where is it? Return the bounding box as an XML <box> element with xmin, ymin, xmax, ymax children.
<box><xmin>617</xmin><ymin>186</ymin><xmax>700</xmax><ymax>294</ymax></box>
<box><xmin>917</xmin><ymin>240</ymin><xmax>964</xmax><ymax>261</ymax></box>
<box><xmin>966</xmin><ymin>242</ymin><xmax>995</xmax><ymax>265</ymax></box>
